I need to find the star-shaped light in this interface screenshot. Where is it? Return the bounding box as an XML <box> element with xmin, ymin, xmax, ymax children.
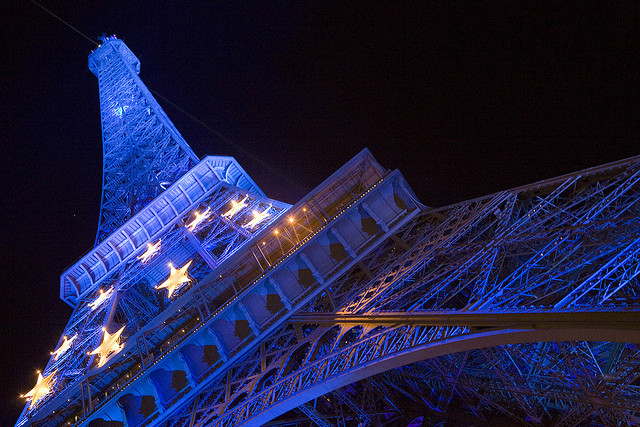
<box><xmin>156</xmin><ymin>260</ymin><xmax>193</xmax><ymax>298</ymax></box>
<box><xmin>88</xmin><ymin>287</ymin><xmax>114</xmax><ymax>310</ymax></box>
<box><xmin>51</xmin><ymin>334</ymin><xmax>77</xmax><ymax>361</ymax></box>
<box><xmin>88</xmin><ymin>325</ymin><xmax>126</xmax><ymax>368</ymax></box>
<box><xmin>245</xmin><ymin>206</ymin><xmax>271</xmax><ymax>229</ymax></box>
<box><xmin>137</xmin><ymin>239</ymin><xmax>161</xmax><ymax>263</ymax></box>
<box><xmin>186</xmin><ymin>208</ymin><xmax>211</xmax><ymax>231</ymax></box>
<box><xmin>222</xmin><ymin>195</ymin><xmax>248</xmax><ymax>219</ymax></box>
<box><xmin>22</xmin><ymin>370</ymin><xmax>56</xmax><ymax>409</ymax></box>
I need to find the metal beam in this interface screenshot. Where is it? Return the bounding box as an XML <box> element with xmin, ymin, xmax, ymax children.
<box><xmin>290</xmin><ymin>310</ymin><xmax>640</xmax><ymax>331</ymax></box>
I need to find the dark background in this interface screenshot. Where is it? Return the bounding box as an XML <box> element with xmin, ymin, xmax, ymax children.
<box><xmin>1</xmin><ymin>1</ymin><xmax>638</xmax><ymax>423</ymax></box>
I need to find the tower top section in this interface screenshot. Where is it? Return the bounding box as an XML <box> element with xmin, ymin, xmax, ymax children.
<box><xmin>89</xmin><ymin>35</ymin><xmax>200</xmax><ymax>245</ymax></box>
<box><xmin>89</xmin><ymin>35</ymin><xmax>140</xmax><ymax>76</ymax></box>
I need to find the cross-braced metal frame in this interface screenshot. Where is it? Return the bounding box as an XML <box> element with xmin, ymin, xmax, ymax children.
<box><xmin>89</xmin><ymin>36</ymin><xmax>199</xmax><ymax>244</ymax></box>
<box><xmin>16</xmin><ymin>37</ymin><xmax>640</xmax><ymax>427</ymax></box>
<box><xmin>193</xmin><ymin>156</ymin><xmax>640</xmax><ymax>427</ymax></box>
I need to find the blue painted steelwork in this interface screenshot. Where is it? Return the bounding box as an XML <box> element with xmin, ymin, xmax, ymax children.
<box><xmin>60</xmin><ymin>155</ymin><xmax>267</xmax><ymax>306</ymax></box>
<box><xmin>89</xmin><ymin>36</ymin><xmax>200</xmax><ymax>245</ymax></box>
<box><xmin>159</xmin><ymin>154</ymin><xmax>640</xmax><ymax>427</ymax></box>
<box><xmin>17</xmin><ymin>37</ymin><xmax>640</xmax><ymax>427</ymax></box>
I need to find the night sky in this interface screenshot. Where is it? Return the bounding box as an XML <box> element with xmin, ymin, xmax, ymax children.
<box><xmin>1</xmin><ymin>2</ymin><xmax>639</xmax><ymax>423</ymax></box>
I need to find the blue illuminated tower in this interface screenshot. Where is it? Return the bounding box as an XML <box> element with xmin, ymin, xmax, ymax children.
<box><xmin>17</xmin><ymin>37</ymin><xmax>640</xmax><ymax>426</ymax></box>
<box><xmin>89</xmin><ymin>36</ymin><xmax>200</xmax><ymax>244</ymax></box>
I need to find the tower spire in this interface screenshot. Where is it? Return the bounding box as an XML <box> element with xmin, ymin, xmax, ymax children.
<box><xmin>89</xmin><ymin>35</ymin><xmax>199</xmax><ymax>244</ymax></box>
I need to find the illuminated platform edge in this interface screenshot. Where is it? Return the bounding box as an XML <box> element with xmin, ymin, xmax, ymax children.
<box><xmin>60</xmin><ymin>155</ymin><xmax>268</xmax><ymax>306</ymax></box>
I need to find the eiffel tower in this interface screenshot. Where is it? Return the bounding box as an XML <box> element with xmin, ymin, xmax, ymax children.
<box><xmin>17</xmin><ymin>36</ymin><xmax>640</xmax><ymax>427</ymax></box>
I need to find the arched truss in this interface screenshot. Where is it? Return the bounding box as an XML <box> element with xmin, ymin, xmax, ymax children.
<box><xmin>261</xmin><ymin>339</ymin><xmax>640</xmax><ymax>427</ymax></box>
<box><xmin>188</xmin><ymin>323</ymin><xmax>640</xmax><ymax>426</ymax></box>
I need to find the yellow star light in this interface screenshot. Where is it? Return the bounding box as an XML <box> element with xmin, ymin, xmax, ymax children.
<box><xmin>137</xmin><ymin>239</ymin><xmax>161</xmax><ymax>263</ymax></box>
<box><xmin>245</xmin><ymin>206</ymin><xmax>271</xmax><ymax>229</ymax></box>
<box><xmin>88</xmin><ymin>287</ymin><xmax>114</xmax><ymax>310</ymax></box>
<box><xmin>186</xmin><ymin>208</ymin><xmax>211</xmax><ymax>231</ymax></box>
<box><xmin>156</xmin><ymin>260</ymin><xmax>193</xmax><ymax>298</ymax></box>
<box><xmin>22</xmin><ymin>370</ymin><xmax>56</xmax><ymax>409</ymax></box>
<box><xmin>51</xmin><ymin>334</ymin><xmax>77</xmax><ymax>361</ymax></box>
<box><xmin>222</xmin><ymin>195</ymin><xmax>248</xmax><ymax>218</ymax></box>
<box><xmin>89</xmin><ymin>325</ymin><xmax>126</xmax><ymax>368</ymax></box>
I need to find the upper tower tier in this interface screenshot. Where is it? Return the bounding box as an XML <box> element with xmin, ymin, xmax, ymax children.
<box><xmin>89</xmin><ymin>36</ymin><xmax>200</xmax><ymax>244</ymax></box>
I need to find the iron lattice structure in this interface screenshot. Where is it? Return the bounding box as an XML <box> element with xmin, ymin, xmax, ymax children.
<box><xmin>17</xmin><ymin>38</ymin><xmax>640</xmax><ymax>427</ymax></box>
<box><xmin>89</xmin><ymin>35</ymin><xmax>200</xmax><ymax>244</ymax></box>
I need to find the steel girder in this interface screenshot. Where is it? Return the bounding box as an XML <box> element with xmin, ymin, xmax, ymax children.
<box><xmin>162</xmin><ymin>154</ymin><xmax>640</xmax><ymax>427</ymax></box>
